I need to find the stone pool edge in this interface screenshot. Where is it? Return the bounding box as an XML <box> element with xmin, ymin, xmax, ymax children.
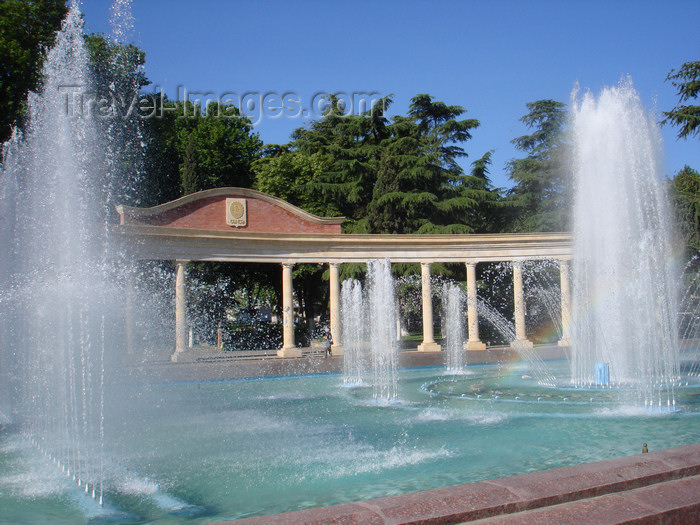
<box><xmin>223</xmin><ymin>442</ymin><xmax>700</xmax><ymax>524</ymax></box>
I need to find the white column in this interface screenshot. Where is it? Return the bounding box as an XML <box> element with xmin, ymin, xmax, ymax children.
<box><xmin>278</xmin><ymin>262</ymin><xmax>301</xmax><ymax>357</ymax></box>
<box><xmin>418</xmin><ymin>262</ymin><xmax>441</xmax><ymax>352</ymax></box>
<box><xmin>511</xmin><ymin>261</ymin><xmax>533</xmax><ymax>349</ymax></box>
<box><xmin>329</xmin><ymin>262</ymin><xmax>343</xmax><ymax>356</ymax></box>
<box><xmin>171</xmin><ymin>260</ymin><xmax>189</xmax><ymax>362</ymax></box>
<box><xmin>558</xmin><ymin>258</ymin><xmax>572</xmax><ymax>346</ymax></box>
<box><xmin>465</xmin><ymin>261</ymin><xmax>486</xmax><ymax>350</ymax></box>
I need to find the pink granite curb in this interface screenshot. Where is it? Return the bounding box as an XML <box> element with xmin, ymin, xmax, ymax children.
<box><xmin>221</xmin><ymin>442</ymin><xmax>700</xmax><ymax>524</ymax></box>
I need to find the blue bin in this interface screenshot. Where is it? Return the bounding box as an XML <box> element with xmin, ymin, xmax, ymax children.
<box><xmin>595</xmin><ymin>362</ymin><xmax>610</xmax><ymax>386</ymax></box>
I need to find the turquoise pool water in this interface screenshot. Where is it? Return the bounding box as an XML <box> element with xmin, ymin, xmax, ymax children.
<box><xmin>2</xmin><ymin>361</ymin><xmax>700</xmax><ymax>524</ymax></box>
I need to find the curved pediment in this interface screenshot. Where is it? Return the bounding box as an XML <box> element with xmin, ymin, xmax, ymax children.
<box><xmin>116</xmin><ymin>188</ymin><xmax>345</xmax><ymax>234</ymax></box>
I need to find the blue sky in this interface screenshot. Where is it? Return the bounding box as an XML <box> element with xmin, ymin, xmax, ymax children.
<box><xmin>80</xmin><ymin>0</ymin><xmax>699</xmax><ymax>190</ymax></box>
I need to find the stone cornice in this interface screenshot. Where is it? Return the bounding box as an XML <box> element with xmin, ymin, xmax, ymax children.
<box><xmin>112</xmin><ymin>225</ymin><xmax>573</xmax><ymax>263</ymax></box>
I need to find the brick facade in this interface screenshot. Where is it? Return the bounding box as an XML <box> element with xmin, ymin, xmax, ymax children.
<box><xmin>118</xmin><ymin>189</ymin><xmax>343</xmax><ymax>234</ymax></box>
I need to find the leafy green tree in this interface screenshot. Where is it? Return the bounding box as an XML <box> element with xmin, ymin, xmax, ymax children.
<box><xmin>663</xmin><ymin>61</ymin><xmax>700</xmax><ymax>140</ymax></box>
<box><xmin>670</xmin><ymin>165</ymin><xmax>700</xmax><ymax>252</ymax></box>
<box><xmin>505</xmin><ymin>100</ymin><xmax>571</xmax><ymax>232</ymax></box>
<box><xmin>174</xmin><ymin>102</ymin><xmax>263</xmax><ymax>194</ymax></box>
<box><xmin>253</xmin><ymin>94</ymin><xmax>495</xmax><ymax>283</ymax></box>
<box><xmin>144</xmin><ymin>100</ymin><xmax>263</xmax><ymax>200</ymax></box>
<box><xmin>84</xmin><ymin>33</ymin><xmax>148</xmax><ymax>104</ymax></box>
<box><xmin>0</xmin><ymin>0</ymin><xmax>68</xmax><ymax>142</ymax></box>
<box><xmin>368</xmin><ymin>112</ymin><xmax>429</xmax><ymax>233</ymax></box>
<box><xmin>140</xmin><ymin>94</ymin><xmax>181</xmax><ymax>205</ymax></box>
<box><xmin>84</xmin><ymin>33</ymin><xmax>150</xmax><ymax>213</ymax></box>
<box><xmin>254</xmin><ymin>94</ymin><xmax>488</xmax><ymax>236</ymax></box>
<box><xmin>252</xmin><ymin>146</ymin><xmax>336</xmax><ymax>217</ymax></box>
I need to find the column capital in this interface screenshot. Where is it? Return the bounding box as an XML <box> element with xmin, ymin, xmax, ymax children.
<box><xmin>329</xmin><ymin>261</ymin><xmax>340</xmax><ymax>269</ymax></box>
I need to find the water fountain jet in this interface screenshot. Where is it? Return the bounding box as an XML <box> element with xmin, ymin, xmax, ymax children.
<box><xmin>569</xmin><ymin>79</ymin><xmax>680</xmax><ymax>407</ymax></box>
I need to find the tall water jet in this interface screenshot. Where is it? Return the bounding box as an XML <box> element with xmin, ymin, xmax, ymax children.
<box><xmin>341</xmin><ymin>279</ymin><xmax>365</xmax><ymax>385</ymax></box>
<box><xmin>367</xmin><ymin>259</ymin><xmax>399</xmax><ymax>401</ymax></box>
<box><xmin>570</xmin><ymin>80</ymin><xmax>680</xmax><ymax>407</ymax></box>
<box><xmin>0</xmin><ymin>1</ymin><xmax>130</xmax><ymax>505</ymax></box>
<box><xmin>339</xmin><ymin>260</ymin><xmax>399</xmax><ymax>400</ymax></box>
<box><xmin>442</xmin><ymin>283</ymin><xmax>466</xmax><ymax>373</ymax></box>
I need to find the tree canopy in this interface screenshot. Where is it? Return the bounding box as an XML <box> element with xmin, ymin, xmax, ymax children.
<box><xmin>663</xmin><ymin>60</ymin><xmax>700</xmax><ymax>140</ymax></box>
<box><xmin>0</xmin><ymin>0</ymin><xmax>68</xmax><ymax>142</ymax></box>
<box><xmin>142</xmin><ymin>100</ymin><xmax>263</xmax><ymax>203</ymax></box>
<box><xmin>670</xmin><ymin>165</ymin><xmax>700</xmax><ymax>253</ymax></box>
<box><xmin>252</xmin><ymin>94</ymin><xmax>500</xmax><ymax>236</ymax></box>
<box><xmin>367</xmin><ymin>94</ymin><xmax>484</xmax><ymax>234</ymax></box>
<box><xmin>504</xmin><ymin>100</ymin><xmax>571</xmax><ymax>232</ymax></box>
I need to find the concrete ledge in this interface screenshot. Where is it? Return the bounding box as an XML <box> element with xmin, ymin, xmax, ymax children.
<box><xmin>127</xmin><ymin>344</ymin><xmax>571</xmax><ymax>383</ymax></box>
<box><xmin>223</xmin><ymin>443</ymin><xmax>700</xmax><ymax>524</ymax></box>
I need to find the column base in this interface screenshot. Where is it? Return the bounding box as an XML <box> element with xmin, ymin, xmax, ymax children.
<box><xmin>417</xmin><ymin>342</ymin><xmax>442</xmax><ymax>352</ymax></box>
<box><xmin>170</xmin><ymin>350</ymin><xmax>186</xmax><ymax>363</ymax></box>
<box><xmin>558</xmin><ymin>338</ymin><xmax>572</xmax><ymax>347</ymax></box>
<box><xmin>510</xmin><ymin>338</ymin><xmax>534</xmax><ymax>349</ymax></box>
<box><xmin>277</xmin><ymin>346</ymin><xmax>302</xmax><ymax>358</ymax></box>
<box><xmin>331</xmin><ymin>344</ymin><xmax>344</xmax><ymax>356</ymax></box>
<box><xmin>465</xmin><ymin>340</ymin><xmax>487</xmax><ymax>351</ymax></box>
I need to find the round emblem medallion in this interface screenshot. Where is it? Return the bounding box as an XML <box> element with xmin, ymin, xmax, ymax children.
<box><xmin>229</xmin><ymin>201</ymin><xmax>244</xmax><ymax>219</ymax></box>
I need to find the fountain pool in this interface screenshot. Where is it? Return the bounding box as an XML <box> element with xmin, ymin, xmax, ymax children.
<box><xmin>2</xmin><ymin>360</ymin><xmax>700</xmax><ymax>523</ymax></box>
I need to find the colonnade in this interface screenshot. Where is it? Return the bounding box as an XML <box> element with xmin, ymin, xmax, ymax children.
<box><xmin>169</xmin><ymin>258</ymin><xmax>573</xmax><ymax>361</ymax></box>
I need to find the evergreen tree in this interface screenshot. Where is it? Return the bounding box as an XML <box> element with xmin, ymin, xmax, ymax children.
<box><xmin>663</xmin><ymin>61</ymin><xmax>700</xmax><ymax>140</ymax></box>
<box><xmin>253</xmin><ymin>94</ymin><xmax>494</xmax><ymax>236</ymax></box>
<box><xmin>505</xmin><ymin>100</ymin><xmax>571</xmax><ymax>232</ymax></box>
<box><xmin>367</xmin><ymin>94</ymin><xmax>481</xmax><ymax>234</ymax></box>
<box><xmin>180</xmin><ymin>133</ymin><xmax>200</xmax><ymax>195</ymax></box>
<box><xmin>459</xmin><ymin>151</ymin><xmax>505</xmax><ymax>233</ymax></box>
<box><xmin>295</xmin><ymin>95</ymin><xmax>391</xmax><ymax>231</ymax></box>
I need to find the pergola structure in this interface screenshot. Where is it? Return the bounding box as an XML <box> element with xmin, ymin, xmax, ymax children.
<box><xmin>114</xmin><ymin>188</ymin><xmax>573</xmax><ymax>361</ymax></box>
